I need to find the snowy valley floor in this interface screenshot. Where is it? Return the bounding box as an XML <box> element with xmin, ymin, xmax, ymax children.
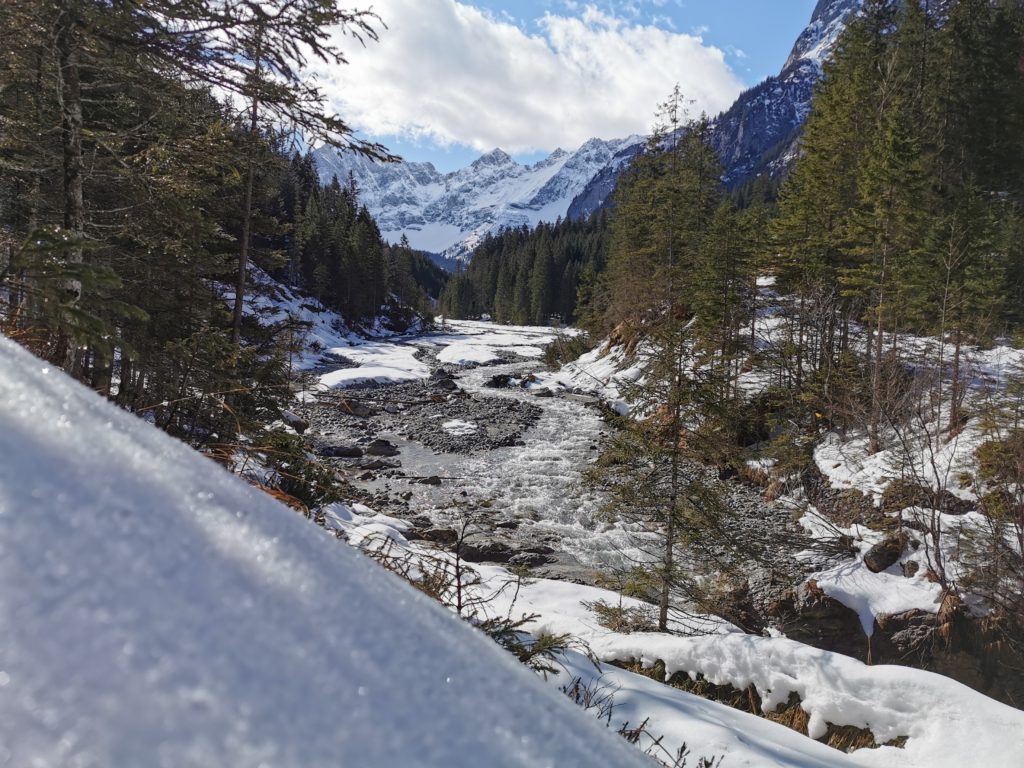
<box><xmin>3</xmin><ymin>293</ymin><xmax>1021</xmax><ymax>766</ymax></box>
<box><xmin>278</xmin><ymin>316</ymin><xmax>1024</xmax><ymax>766</ymax></box>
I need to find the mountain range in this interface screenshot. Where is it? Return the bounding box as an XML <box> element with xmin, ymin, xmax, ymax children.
<box><xmin>313</xmin><ymin>0</ymin><xmax>862</xmax><ymax>262</ymax></box>
<box><xmin>313</xmin><ymin>137</ymin><xmax>640</xmax><ymax>263</ymax></box>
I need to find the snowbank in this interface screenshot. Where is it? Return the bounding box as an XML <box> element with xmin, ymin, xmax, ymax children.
<box><xmin>312</xmin><ymin>451</ymin><xmax>1024</xmax><ymax>768</ymax></box>
<box><xmin>485</xmin><ymin>571</ymin><xmax>1024</xmax><ymax>768</ymax></box>
<box><xmin>427</xmin><ymin>320</ymin><xmax>565</xmax><ymax>366</ymax></box>
<box><xmin>0</xmin><ymin>337</ymin><xmax>650</xmax><ymax>768</ymax></box>
<box><xmin>316</xmin><ymin>340</ymin><xmax>430</xmax><ymax>388</ymax></box>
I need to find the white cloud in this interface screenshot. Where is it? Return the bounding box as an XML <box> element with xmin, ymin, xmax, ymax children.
<box><xmin>315</xmin><ymin>0</ymin><xmax>744</xmax><ymax>154</ymax></box>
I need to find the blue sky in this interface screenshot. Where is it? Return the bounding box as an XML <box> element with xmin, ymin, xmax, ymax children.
<box><xmin>317</xmin><ymin>1</ymin><xmax>817</xmax><ymax>171</ymax></box>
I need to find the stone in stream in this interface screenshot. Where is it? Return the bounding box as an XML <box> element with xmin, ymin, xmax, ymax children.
<box><xmin>509</xmin><ymin>551</ymin><xmax>554</xmax><ymax>568</ymax></box>
<box><xmin>418</xmin><ymin>475</ymin><xmax>442</xmax><ymax>486</ymax></box>
<box><xmin>354</xmin><ymin>457</ymin><xmax>401</xmax><ymax>471</ymax></box>
<box><xmin>532</xmin><ymin>387</ymin><xmax>554</xmax><ymax>398</ymax></box>
<box><xmin>459</xmin><ymin>541</ymin><xmax>515</xmax><ymax>564</ymax></box>
<box><xmin>421</xmin><ymin>528</ymin><xmax>459</xmax><ymax>546</ymax></box>
<box><xmin>484</xmin><ymin>374</ymin><xmax>513</xmax><ymax>389</ymax></box>
<box><xmin>320</xmin><ymin>443</ymin><xmax>363</xmax><ymax>458</ymax></box>
<box><xmin>366</xmin><ymin>438</ymin><xmax>400</xmax><ymax>457</ymax></box>
<box><xmin>431</xmin><ymin>370</ymin><xmax>460</xmax><ymax>391</ymax></box>
<box><xmin>337</xmin><ymin>398</ymin><xmax>375</xmax><ymax>418</ymax></box>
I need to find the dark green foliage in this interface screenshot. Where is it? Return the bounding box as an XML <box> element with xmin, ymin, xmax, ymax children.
<box><xmin>439</xmin><ymin>213</ymin><xmax>610</xmax><ymax>326</ymax></box>
<box><xmin>0</xmin><ymin>0</ymin><xmax>435</xmax><ymax>511</ymax></box>
<box><xmin>543</xmin><ymin>332</ymin><xmax>595</xmax><ymax>369</ymax></box>
<box><xmin>767</xmin><ymin>0</ymin><xmax>1024</xmax><ymax>444</ymax></box>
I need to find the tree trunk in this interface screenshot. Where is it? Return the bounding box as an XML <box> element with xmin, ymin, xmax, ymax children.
<box><xmin>54</xmin><ymin>3</ymin><xmax>84</xmax><ymax>372</ymax></box>
<box><xmin>55</xmin><ymin>4</ymin><xmax>83</xmax><ymax>301</ymax></box>
<box><xmin>949</xmin><ymin>326</ymin><xmax>963</xmax><ymax>433</ymax></box>
<box><xmin>231</xmin><ymin>31</ymin><xmax>263</xmax><ymax>347</ymax></box>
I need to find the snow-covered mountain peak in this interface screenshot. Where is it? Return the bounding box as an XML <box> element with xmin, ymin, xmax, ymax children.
<box><xmin>472</xmin><ymin>147</ymin><xmax>517</xmax><ymax>169</ymax></box>
<box><xmin>785</xmin><ymin>0</ymin><xmax>863</xmax><ymax>70</ymax></box>
<box><xmin>313</xmin><ymin>137</ymin><xmax>641</xmax><ymax>262</ymax></box>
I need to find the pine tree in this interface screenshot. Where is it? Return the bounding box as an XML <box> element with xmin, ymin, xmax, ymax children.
<box><xmin>594</xmin><ymin>89</ymin><xmax>741</xmax><ymax>631</ymax></box>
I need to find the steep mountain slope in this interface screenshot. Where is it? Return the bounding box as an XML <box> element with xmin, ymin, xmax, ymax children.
<box><xmin>711</xmin><ymin>0</ymin><xmax>861</xmax><ymax>185</ymax></box>
<box><xmin>0</xmin><ymin>336</ymin><xmax>652</xmax><ymax>768</ymax></box>
<box><xmin>314</xmin><ymin>136</ymin><xmax>639</xmax><ymax>261</ymax></box>
<box><xmin>567</xmin><ymin>0</ymin><xmax>863</xmax><ymax>217</ymax></box>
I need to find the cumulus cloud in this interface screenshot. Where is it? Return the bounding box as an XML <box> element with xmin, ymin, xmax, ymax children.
<box><xmin>315</xmin><ymin>0</ymin><xmax>744</xmax><ymax>154</ymax></box>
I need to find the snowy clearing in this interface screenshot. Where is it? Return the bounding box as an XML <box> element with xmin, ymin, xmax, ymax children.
<box><xmin>309</xmin><ymin>319</ymin><xmax>566</xmax><ymax>391</ymax></box>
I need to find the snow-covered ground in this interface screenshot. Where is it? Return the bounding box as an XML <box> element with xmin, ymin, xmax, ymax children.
<box><xmin>0</xmin><ymin>336</ymin><xmax>653</xmax><ymax>768</ymax></box>
<box><xmin>248</xmin><ymin>290</ymin><xmax>1024</xmax><ymax>766</ymax></box>
<box><xmin>308</xmin><ymin>318</ymin><xmax>569</xmax><ymax>391</ymax></box>
<box><xmin>327</xmin><ymin>501</ymin><xmax>1024</xmax><ymax>768</ymax></box>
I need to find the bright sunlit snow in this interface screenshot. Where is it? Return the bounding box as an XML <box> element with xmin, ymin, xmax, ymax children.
<box><xmin>0</xmin><ymin>337</ymin><xmax>652</xmax><ymax>768</ymax></box>
<box><xmin>327</xmin><ymin>501</ymin><xmax>1024</xmax><ymax>768</ymax></box>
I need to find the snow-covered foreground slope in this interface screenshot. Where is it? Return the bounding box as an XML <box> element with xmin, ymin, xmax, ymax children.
<box><xmin>331</xmin><ymin>507</ymin><xmax>1024</xmax><ymax>768</ymax></box>
<box><xmin>0</xmin><ymin>337</ymin><xmax>651</xmax><ymax>768</ymax></box>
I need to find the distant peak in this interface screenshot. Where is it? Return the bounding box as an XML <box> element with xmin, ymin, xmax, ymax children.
<box><xmin>473</xmin><ymin>148</ymin><xmax>514</xmax><ymax>167</ymax></box>
<box><xmin>548</xmin><ymin>148</ymin><xmax>569</xmax><ymax>160</ymax></box>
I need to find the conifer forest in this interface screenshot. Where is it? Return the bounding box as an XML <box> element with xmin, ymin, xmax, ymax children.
<box><xmin>3</xmin><ymin>2</ymin><xmax>1024</xmax><ymax>766</ymax></box>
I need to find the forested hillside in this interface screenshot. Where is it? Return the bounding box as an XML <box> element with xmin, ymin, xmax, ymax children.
<box><xmin>0</xmin><ymin>0</ymin><xmax>441</xmax><ymax>457</ymax></box>
<box><xmin>439</xmin><ymin>0</ymin><xmax>1024</xmax><ymax>697</ymax></box>
<box><xmin>449</xmin><ymin>0</ymin><xmax>1024</xmax><ymax>351</ymax></box>
<box><xmin>439</xmin><ymin>213</ymin><xmax>610</xmax><ymax>325</ymax></box>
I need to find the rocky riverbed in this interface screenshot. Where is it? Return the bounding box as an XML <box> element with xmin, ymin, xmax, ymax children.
<box><xmin>290</xmin><ymin>323</ymin><xmax>814</xmax><ymax>589</ymax></box>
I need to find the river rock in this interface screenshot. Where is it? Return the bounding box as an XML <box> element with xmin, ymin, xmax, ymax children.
<box><xmin>320</xmin><ymin>443</ymin><xmax>364</xmax><ymax>458</ymax></box>
<box><xmin>509</xmin><ymin>551</ymin><xmax>554</xmax><ymax>568</ymax></box>
<box><xmin>337</xmin><ymin>399</ymin><xmax>375</xmax><ymax>418</ymax></box>
<box><xmin>421</xmin><ymin>528</ymin><xmax>458</xmax><ymax>546</ymax></box>
<box><xmin>459</xmin><ymin>541</ymin><xmax>515</xmax><ymax>564</ymax></box>
<box><xmin>484</xmin><ymin>374</ymin><xmax>513</xmax><ymax>389</ymax></box>
<box><xmin>366</xmin><ymin>438</ymin><xmax>400</xmax><ymax>457</ymax></box>
<box><xmin>280</xmin><ymin>409</ymin><xmax>309</xmax><ymax>434</ymax></box>
<box><xmin>354</xmin><ymin>457</ymin><xmax>401</xmax><ymax>471</ymax></box>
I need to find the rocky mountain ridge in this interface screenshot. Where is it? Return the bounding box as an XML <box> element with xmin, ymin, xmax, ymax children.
<box><xmin>314</xmin><ymin>0</ymin><xmax>864</xmax><ymax>261</ymax></box>
<box><xmin>568</xmin><ymin>0</ymin><xmax>863</xmax><ymax>215</ymax></box>
<box><xmin>313</xmin><ymin>136</ymin><xmax>640</xmax><ymax>262</ymax></box>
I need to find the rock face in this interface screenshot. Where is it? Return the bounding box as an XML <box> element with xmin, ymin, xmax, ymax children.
<box><xmin>565</xmin><ymin>0</ymin><xmax>863</xmax><ymax>215</ymax></box>
<box><xmin>769</xmin><ymin>580</ymin><xmax>871</xmax><ymax>660</ymax></box>
<box><xmin>313</xmin><ymin>136</ymin><xmax>641</xmax><ymax>262</ymax></box>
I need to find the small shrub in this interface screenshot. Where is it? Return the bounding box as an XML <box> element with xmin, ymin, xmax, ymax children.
<box><xmin>976</xmin><ymin>431</ymin><xmax>1024</xmax><ymax>484</ymax></box>
<box><xmin>825</xmin><ymin>488</ymin><xmax>879</xmax><ymax>527</ymax></box>
<box><xmin>881</xmin><ymin>479</ymin><xmax>934</xmax><ymax>514</ymax></box>
<box><xmin>543</xmin><ymin>332</ymin><xmax>594</xmax><ymax>369</ymax></box>
<box><xmin>583</xmin><ymin>598</ymin><xmax>657</xmax><ymax>634</ymax></box>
